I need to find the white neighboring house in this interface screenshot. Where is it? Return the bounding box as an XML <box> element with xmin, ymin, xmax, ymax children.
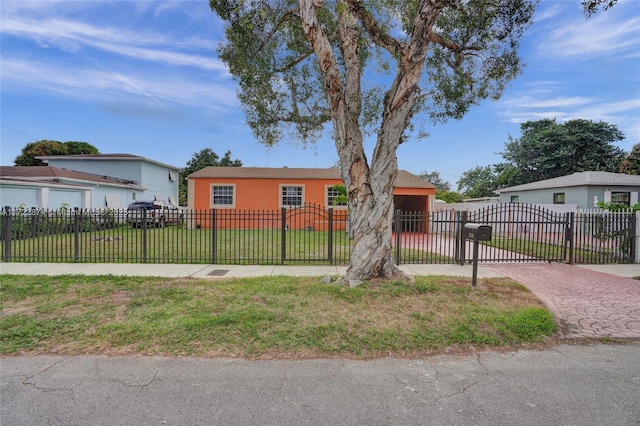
<box><xmin>0</xmin><ymin>166</ymin><xmax>145</xmax><ymax>210</ymax></box>
<box><xmin>1</xmin><ymin>154</ymin><xmax>181</xmax><ymax>210</ymax></box>
<box><xmin>494</xmin><ymin>171</ymin><xmax>640</xmax><ymax>209</ymax></box>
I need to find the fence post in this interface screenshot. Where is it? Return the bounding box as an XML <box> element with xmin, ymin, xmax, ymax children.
<box><xmin>142</xmin><ymin>208</ymin><xmax>148</xmax><ymax>263</ymax></box>
<box><xmin>281</xmin><ymin>207</ymin><xmax>287</xmax><ymax>265</ymax></box>
<box><xmin>74</xmin><ymin>209</ymin><xmax>80</xmax><ymax>262</ymax></box>
<box><xmin>457</xmin><ymin>210</ymin><xmax>468</xmax><ymax>265</ymax></box>
<box><xmin>328</xmin><ymin>208</ymin><xmax>333</xmax><ymax>264</ymax></box>
<box><xmin>3</xmin><ymin>206</ymin><xmax>11</xmax><ymax>262</ymax></box>
<box><xmin>565</xmin><ymin>212</ymin><xmax>574</xmax><ymax>264</ymax></box>
<box><xmin>211</xmin><ymin>209</ymin><xmax>217</xmax><ymax>264</ymax></box>
<box><xmin>395</xmin><ymin>209</ymin><xmax>402</xmax><ymax>265</ymax></box>
<box><xmin>635</xmin><ymin>211</ymin><xmax>640</xmax><ymax>264</ymax></box>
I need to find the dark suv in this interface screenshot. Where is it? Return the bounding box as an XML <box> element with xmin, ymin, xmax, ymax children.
<box><xmin>126</xmin><ymin>201</ymin><xmax>182</xmax><ymax>228</ymax></box>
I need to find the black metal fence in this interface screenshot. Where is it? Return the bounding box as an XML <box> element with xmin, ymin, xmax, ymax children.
<box><xmin>1</xmin><ymin>204</ymin><xmax>636</xmax><ymax>265</ymax></box>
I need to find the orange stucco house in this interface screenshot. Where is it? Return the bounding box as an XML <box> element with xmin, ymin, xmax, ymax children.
<box><xmin>187</xmin><ymin>167</ymin><xmax>436</xmax><ymax>230</ymax></box>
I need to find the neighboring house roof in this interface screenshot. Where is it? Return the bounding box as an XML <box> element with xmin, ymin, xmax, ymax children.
<box><xmin>495</xmin><ymin>172</ymin><xmax>640</xmax><ymax>194</ymax></box>
<box><xmin>0</xmin><ymin>166</ymin><xmax>144</xmax><ymax>189</ymax></box>
<box><xmin>36</xmin><ymin>153</ymin><xmax>181</xmax><ymax>171</ymax></box>
<box><xmin>188</xmin><ymin>167</ymin><xmax>436</xmax><ymax>189</ymax></box>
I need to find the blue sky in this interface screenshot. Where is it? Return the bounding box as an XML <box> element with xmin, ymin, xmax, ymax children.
<box><xmin>1</xmin><ymin>0</ymin><xmax>639</xmax><ymax>189</ymax></box>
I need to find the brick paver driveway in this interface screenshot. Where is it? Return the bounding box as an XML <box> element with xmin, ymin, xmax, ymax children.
<box><xmin>483</xmin><ymin>263</ymin><xmax>640</xmax><ymax>339</ymax></box>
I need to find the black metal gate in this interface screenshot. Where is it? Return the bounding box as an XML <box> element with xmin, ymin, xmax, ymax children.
<box><xmin>282</xmin><ymin>204</ymin><xmax>351</xmax><ymax>263</ymax></box>
<box><xmin>455</xmin><ymin>204</ymin><xmax>572</xmax><ymax>263</ymax></box>
<box><xmin>453</xmin><ymin>204</ymin><xmax>636</xmax><ymax>264</ymax></box>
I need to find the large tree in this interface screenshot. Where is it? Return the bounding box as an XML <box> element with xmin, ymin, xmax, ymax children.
<box><xmin>210</xmin><ymin>0</ymin><xmax>536</xmax><ymax>281</ymax></box>
<box><xmin>501</xmin><ymin>119</ymin><xmax>626</xmax><ymax>184</ymax></box>
<box><xmin>418</xmin><ymin>171</ymin><xmax>450</xmax><ymax>192</ymax></box>
<box><xmin>14</xmin><ymin>140</ymin><xmax>100</xmax><ymax>166</ymax></box>
<box><xmin>180</xmin><ymin>148</ymin><xmax>242</xmax><ymax>205</ymax></box>
<box><xmin>619</xmin><ymin>143</ymin><xmax>640</xmax><ymax>175</ymax></box>
<box><xmin>457</xmin><ymin>165</ymin><xmax>499</xmax><ymax>199</ymax></box>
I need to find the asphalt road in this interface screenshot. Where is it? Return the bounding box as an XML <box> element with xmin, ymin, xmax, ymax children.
<box><xmin>2</xmin><ymin>342</ymin><xmax>639</xmax><ymax>425</ymax></box>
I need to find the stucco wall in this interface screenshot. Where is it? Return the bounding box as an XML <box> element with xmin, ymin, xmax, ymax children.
<box><xmin>46</xmin><ymin>159</ymin><xmax>179</xmax><ymax>205</ymax></box>
<box><xmin>498</xmin><ymin>185</ymin><xmax>640</xmax><ymax>209</ymax></box>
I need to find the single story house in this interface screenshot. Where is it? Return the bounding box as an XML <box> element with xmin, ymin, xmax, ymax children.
<box><xmin>0</xmin><ymin>166</ymin><xmax>145</xmax><ymax>210</ymax></box>
<box><xmin>37</xmin><ymin>153</ymin><xmax>181</xmax><ymax>206</ymax></box>
<box><xmin>494</xmin><ymin>171</ymin><xmax>640</xmax><ymax>209</ymax></box>
<box><xmin>187</xmin><ymin>167</ymin><xmax>436</xmax><ymax>229</ymax></box>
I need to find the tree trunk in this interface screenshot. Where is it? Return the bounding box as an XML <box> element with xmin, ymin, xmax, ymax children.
<box><xmin>299</xmin><ymin>0</ymin><xmax>436</xmax><ymax>281</ymax></box>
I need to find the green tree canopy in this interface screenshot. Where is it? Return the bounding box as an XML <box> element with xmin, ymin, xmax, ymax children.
<box><xmin>14</xmin><ymin>140</ymin><xmax>100</xmax><ymax>166</ymax></box>
<box><xmin>418</xmin><ymin>171</ymin><xmax>451</xmax><ymax>192</ymax></box>
<box><xmin>501</xmin><ymin>119</ymin><xmax>626</xmax><ymax>184</ymax></box>
<box><xmin>180</xmin><ymin>148</ymin><xmax>242</xmax><ymax>205</ymax></box>
<box><xmin>210</xmin><ymin>0</ymin><xmax>536</xmax><ymax>281</ymax></box>
<box><xmin>619</xmin><ymin>143</ymin><xmax>640</xmax><ymax>175</ymax></box>
<box><xmin>457</xmin><ymin>166</ymin><xmax>499</xmax><ymax>199</ymax></box>
<box><xmin>436</xmin><ymin>190</ymin><xmax>464</xmax><ymax>203</ymax></box>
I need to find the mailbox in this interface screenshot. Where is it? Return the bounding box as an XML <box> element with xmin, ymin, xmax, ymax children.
<box><xmin>463</xmin><ymin>223</ymin><xmax>492</xmax><ymax>241</ymax></box>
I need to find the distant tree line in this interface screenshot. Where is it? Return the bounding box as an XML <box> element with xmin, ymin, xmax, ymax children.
<box><xmin>14</xmin><ymin>140</ymin><xmax>100</xmax><ymax>166</ymax></box>
<box><xmin>13</xmin><ymin>140</ymin><xmax>243</xmax><ymax>207</ymax></box>
<box><xmin>422</xmin><ymin>118</ymin><xmax>638</xmax><ymax>200</ymax></box>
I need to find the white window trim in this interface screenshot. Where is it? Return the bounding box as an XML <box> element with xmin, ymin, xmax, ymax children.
<box><xmin>210</xmin><ymin>183</ymin><xmax>236</xmax><ymax>209</ymax></box>
<box><xmin>325</xmin><ymin>185</ymin><xmax>347</xmax><ymax>210</ymax></box>
<box><xmin>279</xmin><ymin>184</ymin><xmax>305</xmax><ymax>208</ymax></box>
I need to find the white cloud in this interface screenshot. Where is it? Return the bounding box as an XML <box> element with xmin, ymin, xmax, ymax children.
<box><xmin>1</xmin><ymin>58</ymin><xmax>239</xmax><ymax>111</ymax></box>
<box><xmin>2</xmin><ymin>15</ymin><xmax>226</xmax><ymax>72</ymax></box>
<box><xmin>536</xmin><ymin>5</ymin><xmax>640</xmax><ymax>59</ymax></box>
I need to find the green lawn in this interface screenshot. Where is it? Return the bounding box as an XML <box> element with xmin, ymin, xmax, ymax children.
<box><xmin>0</xmin><ymin>274</ymin><xmax>556</xmax><ymax>358</ymax></box>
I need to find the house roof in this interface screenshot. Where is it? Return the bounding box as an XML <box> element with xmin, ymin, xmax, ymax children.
<box><xmin>35</xmin><ymin>153</ymin><xmax>181</xmax><ymax>171</ymax></box>
<box><xmin>495</xmin><ymin>171</ymin><xmax>640</xmax><ymax>194</ymax></box>
<box><xmin>0</xmin><ymin>166</ymin><xmax>142</xmax><ymax>188</ymax></box>
<box><xmin>188</xmin><ymin>167</ymin><xmax>436</xmax><ymax>189</ymax></box>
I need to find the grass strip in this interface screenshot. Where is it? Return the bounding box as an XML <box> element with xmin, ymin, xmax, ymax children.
<box><xmin>0</xmin><ymin>274</ymin><xmax>555</xmax><ymax>358</ymax></box>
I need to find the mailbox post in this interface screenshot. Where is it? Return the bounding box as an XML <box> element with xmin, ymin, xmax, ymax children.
<box><xmin>462</xmin><ymin>223</ymin><xmax>492</xmax><ymax>287</ymax></box>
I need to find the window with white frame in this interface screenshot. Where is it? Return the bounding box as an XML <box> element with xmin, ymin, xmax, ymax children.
<box><xmin>326</xmin><ymin>185</ymin><xmax>347</xmax><ymax>208</ymax></box>
<box><xmin>211</xmin><ymin>184</ymin><xmax>235</xmax><ymax>208</ymax></box>
<box><xmin>612</xmin><ymin>192</ymin><xmax>630</xmax><ymax>206</ymax></box>
<box><xmin>280</xmin><ymin>185</ymin><xmax>304</xmax><ymax>207</ymax></box>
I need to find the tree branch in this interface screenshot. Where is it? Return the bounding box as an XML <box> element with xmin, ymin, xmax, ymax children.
<box><xmin>344</xmin><ymin>0</ymin><xmax>404</xmax><ymax>57</ymax></box>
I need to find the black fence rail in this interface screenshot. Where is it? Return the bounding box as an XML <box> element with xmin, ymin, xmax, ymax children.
<box><xmin>572</xmin><ymin>210</ymin><xmax>636</xmax><ymax>264</ymax></box>
<box><xmin>0</xmin><ymin>205</ymin><xmax>353</xmax><ymax>265</ymax></box>
<box><xmin>1</xmin><ymin>204</ymin><xmax>636</xmax><ymax>265</ymax></box>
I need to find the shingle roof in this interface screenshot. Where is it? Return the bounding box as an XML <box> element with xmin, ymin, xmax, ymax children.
<box><xmin>495</xmin><ymin>171</ymin><xmax>640</xmax><ymax>194</ymax></box>
<box><xmin>188</xmin><ymin>167</ymin><xmax>435</xmax><ymax>189</ymax></box>
<box><xmin>35</xmin><ymin>153</ymin><xmax>181</xmax><ymax>171</ymax></box>
<box><xmin>0</xmin><ymin>166</ymin><xmax>140</xmax><ymax>186</ymax></box>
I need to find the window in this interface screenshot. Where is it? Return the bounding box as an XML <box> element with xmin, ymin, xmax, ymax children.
<box><xmin>326</xmin><ymin>186</ymin><xmax>347</xmax><ymax>208</ymax></box>
<box><xmin>553</xmin><ymin>193</ymin><xmax>565</xmax><ymax>204</ymax></box>
<box><xmin>280</xmin><ymin>185</ymin><xmax>304</xmax><ymax>207</ymax></box>
<box><xmin>612</xmin><ymin>192</ymin><xmax>630</xmax><ymax>206</ymax></box>
<box><xmin>211</xmin><ymin>185</ymin><xmax>235</xmax><ymax>208</ymax></box>
<box><xmin>510</xmin><ymin>195</ymin><xmax>519</xmax><ymax>203</ymax></box>
<box><xmin>168</xmin><ymin>171</ymin><xmax>177</xmax><ymax>182</ymax></box>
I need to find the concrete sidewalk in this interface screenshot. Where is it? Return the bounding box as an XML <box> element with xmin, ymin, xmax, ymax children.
<box><xmin>1</xmin><ymin>261</ymin><xmax>638</xmax><ymax>279</ymax></box>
